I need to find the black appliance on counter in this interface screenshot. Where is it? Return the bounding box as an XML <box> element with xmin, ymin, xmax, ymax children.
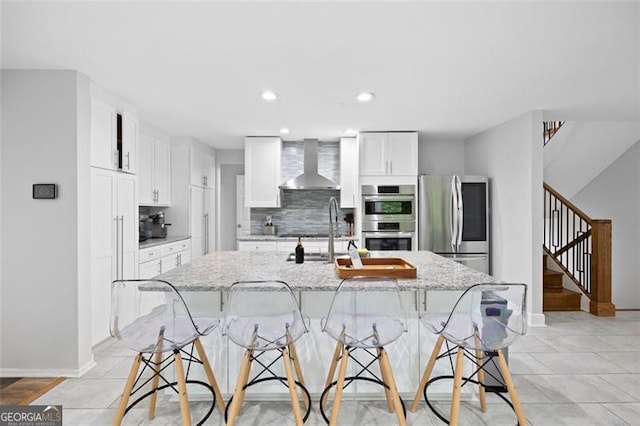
<box><xmin>150</xmin><ymin>212</ymin><xmax>171</xmax><ymax>238</ymax></box>
<box><xmin>139</xmin><ymin>216</ymin><xmax>153</xmax><ymax>241</ymax></box>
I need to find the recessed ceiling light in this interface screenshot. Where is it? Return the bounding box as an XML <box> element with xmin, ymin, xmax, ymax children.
<box><xmin>356</xmin><ymin>92</ymin><xmax>374</xmax><ymax>102</ymax></box>
<box><xmin>261</xmin><ymin>91</ymin><xmax>278</xmax><ymax>101</ymax></box>
<box><xmin>280</xmin><ymin>127</ymin><xmax>290</xmax><ymax>134</ymax></box>
<box><xmin>344</xmin><ymin>129</ymin><xmax>358</xmax><ymax>136</ymax></box>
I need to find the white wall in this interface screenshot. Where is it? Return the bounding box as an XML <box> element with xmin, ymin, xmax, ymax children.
<box><xmin>418</xmin><ymin>139</ymin><xmax>465</xmax><ymax>175</ymax></box>
<box><xmin>464</xmin><ymin>111</ymin><xmax>544</xmax><ymax>324</ymax></box>
<box><xmin>544</xmin><ymin>121</ymin><xmax>640</xmax><ymax>198</ymax></box>
<box><xmin>572</xmin><ymin>141</ymin><xmax>640</xmax><ymax>308</ymax></box>
<box><xmin>1</xmin><ymin>70</ymin><xmax>93</xmax><ymax>376</ymax></box>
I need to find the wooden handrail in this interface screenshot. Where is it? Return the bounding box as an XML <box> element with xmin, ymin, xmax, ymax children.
<box><xmin>543</xmin><ymin>121</ymin><xmax>565</xmax><ymax>146</ymax></box>
<box><xmin>543</xmin><ymin>182</ymin><xmax>614</xmax><ymax>316</ymax></box>
<box><xmin>553</xmin><ymin>230</ymin><xmax>591</xmax><ymax>258</ymax></box>
<box><xmin>543</xmin><ymin>182</ymin><xmax>591</xmax><ymax>224</ymax></box>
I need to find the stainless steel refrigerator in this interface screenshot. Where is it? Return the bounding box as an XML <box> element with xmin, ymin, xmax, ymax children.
<box><xmin>418</xmin><ymin>175</ymin><xmax>490</xmax><ymax>274</ymax></box>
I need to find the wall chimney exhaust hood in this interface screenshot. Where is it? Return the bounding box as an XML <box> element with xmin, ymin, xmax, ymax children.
<box><xmin>279</xmin><ymin>139</ymin><xmax>341</xmax><ymax>190</ymax></box>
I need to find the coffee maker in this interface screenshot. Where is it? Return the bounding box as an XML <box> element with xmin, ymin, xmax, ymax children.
<box><xmin>150</xmin><ymin>212</ymin><xmax>171</xmax><ymax>238</ymax></box>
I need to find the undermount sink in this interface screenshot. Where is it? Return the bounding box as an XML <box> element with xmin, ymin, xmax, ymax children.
<box><xmin>285</xmin><ymin>252</ymin><xmax>348</xmax><ymax>262</ymax></box>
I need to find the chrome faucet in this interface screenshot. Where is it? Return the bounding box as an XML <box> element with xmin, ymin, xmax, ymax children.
<box><xmin>328</xmin><ymin>197</ymin><xmax>340</xmax><ymax>263</ymax></box>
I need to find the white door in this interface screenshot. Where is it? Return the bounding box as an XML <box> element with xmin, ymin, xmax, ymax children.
<box><xmin>90</xmin><ymin>98</ymin><xmax>117</xmax><ymax>170</ymax></box>
<box><xmin>236</xmin><ymin>175</ymin><xmax>251</xmax><ymax>241</ymax></box>
<box><xmin>358</xmin><ymin>132</ymin><xmax>387</xmax><ymax>176</ymax></box>
<box><xmin>190</xmin><ymin>186</ymin><xmax>205</xmax><ymax>259</ymax></box>
<box><xmin>90</xmin><ymin>168</ymin><xmax>116</xmax><ymax>345</ymax></box>
<box><xmin>154</xmin><ymin>140</ymin><xmax>171</xmax><ymax>205</ymax></box>
<box><xmin>204</xmin><ymin>187</ymin><xmax>215</xmax><ymax>254</ymax></box>
<box><xmin>121</xmin><ymin>113</ymin><xmax>138</xmax><ymax>174</ymax></box>
<box><xmin>117</xmin><ymin>173</ymin><xmax>138</xmax><ymax>280</ymax></box>
<box><xmin>138</xmin><ymin>133</ymin><xmax>155</xmax><ymax>204</ymax></box>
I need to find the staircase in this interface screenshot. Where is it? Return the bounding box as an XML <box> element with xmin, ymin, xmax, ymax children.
<box><xmin>543</xmin><ymin>255</ymin><xmax>581</xmax><ymax>311</ymax></box>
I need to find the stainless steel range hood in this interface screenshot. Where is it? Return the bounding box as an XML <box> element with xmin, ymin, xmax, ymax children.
<box><xmin>279</xmin><ymin>139</ymin><xmax>340</xmax><ymax>190</ymax></box>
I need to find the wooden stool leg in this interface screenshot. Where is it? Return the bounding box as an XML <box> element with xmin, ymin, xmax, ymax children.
<box><xmin>112</xmin><ymin>353</ymin><xmax>142</xmax><ymax>426</ymax></box>
<box><xmin>475</xmin><ymin>349</ymin><xmax>487</xmax><ymax>413</ymax></box>
<box><xmin>329</xmin><ymin>345</ymin><xmax>349</xmax><ymax>426</ymax></box>
<box><xmin>411</xmin><ymin>334</ymin><xmax>444</xmax><ymax>412</ymax></box>
<box><xmin>148</xmin><ymin>350</ymin><xmax>163</xmax><ymax>420</ymax></box>
<box><xmin>321</xmin><ymin>339</ymin><xmax>343</xmax><ymax>411</ymax></box>
<box><xmin>227</xmin><ymin>348</ymin><xmax>253</xmax><ymax>426</ymax></box>
<box><xmin>174</xmin><ymin>351</ymin><xmax>192</xmax><ymax>426</ymax></box>
<box><xmin>378</xmin><ymin>348</ymin><xmax>407</xmax><ymax>426</ymax></box>
<box><xmin>449</xmin><ymin>346</ymin><xmax>465</xmax><ymax>426</ymax></box>
<box><xmin>377</xmin><ymin>347</ymin><xmax>394</xmax><ymax>413</ymax></box>
<box><xmin>496</xmin><ymin>349</ymin><xmax>527</xmax><ymax>426</ymax></box>
<box><xmin>194</xmin><ymin>338</ymin><xmax>226</xmax><ymax>414</ymax></box>
<box><xmin>288</xmin><ymin>341</ymin><xmax>310</xmax><ymax>411</ymax></box>
<box><xmin>283</xmin><ymin>346</ymin><xmax>304</xmax><ymax>426</ymax></box>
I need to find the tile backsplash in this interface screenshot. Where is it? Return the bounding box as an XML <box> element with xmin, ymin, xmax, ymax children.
<box><xmin>251</xmin><ymin>140</ymin><xmax>354</xmax><ymax>236</ymax></box>
<box><xmin>251</xmin><ymin>190</ymin><xmax>354</xmax><ymax>236</ymax></box>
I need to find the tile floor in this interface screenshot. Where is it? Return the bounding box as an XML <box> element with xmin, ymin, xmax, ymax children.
<box><xmin>31</xmin><ymin>311</ymin><xmax>640</xmax><ymax>425</ymax></box>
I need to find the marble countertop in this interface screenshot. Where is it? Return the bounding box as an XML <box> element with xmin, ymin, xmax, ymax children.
<box><xmin>157</xmin><ymin>250</ymin><xmax>496</xmax><ymax>292</ymax></box>
<box><xmin>237</xmin><ymin>235</ymin><xmax>358</xmax><ymax>242</ymax></box>
<box><xmin>139</xmin><ymin>235</ymin><xmax>191</xmax><ymax>250</ymax></box>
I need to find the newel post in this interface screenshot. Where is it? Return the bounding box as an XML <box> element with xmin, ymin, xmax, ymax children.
<box><xmin>590</xmin><ymin>220</ymin><xmax>615</xmax><ymax>316</ymax></box>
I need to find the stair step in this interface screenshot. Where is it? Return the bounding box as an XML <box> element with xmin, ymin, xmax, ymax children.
<box><xmin>543</xmin><ymin>269</ymin><xmax>564</xmax><ymax>289</ymax></box>
<box><xmin>543</xmin><ymin>288</ymin><xmax>582</xmax><ymax>311</ymax></box>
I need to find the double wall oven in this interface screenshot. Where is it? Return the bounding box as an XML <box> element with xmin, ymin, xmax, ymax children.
<box><xmin>361</xmin><ymin>185</ymin><xmax>416</xmax><ymax>251</ymax></box>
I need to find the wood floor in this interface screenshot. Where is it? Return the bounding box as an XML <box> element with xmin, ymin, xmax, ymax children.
<box><xmin>0</xmin><ymin>377</ymin><xmax>65</xmax><ymax>405</ymax></box>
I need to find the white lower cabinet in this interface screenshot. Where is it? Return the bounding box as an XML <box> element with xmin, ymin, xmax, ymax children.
<box><xmin>138</xmin><ymin>239</ymin><xmax>191</xmax><ymax>278</ymax></box>
<box><xmin>237</xmin><ymin>241</ymin><xmax>279</xmax><ymax>251</ymax></box>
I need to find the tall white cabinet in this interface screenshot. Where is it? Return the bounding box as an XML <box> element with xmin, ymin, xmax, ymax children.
<box><xmin>167</xmin><ymin>138</ymin><xmax>216</xmax><ymax>260</ymax></box>
<box><xmin>90</xmin><ymin>168</ymin><xmax>138</xmax><ymax>345</ymax></box>
<box><xmin>89</xmin><ymin>84</ymin><xmax>139</xmax><ymax>345</ymax></box>
<box><xmin>244</xmin><ymin>137</ymin><xmax>282</xmax><ymax>207</ymax></box>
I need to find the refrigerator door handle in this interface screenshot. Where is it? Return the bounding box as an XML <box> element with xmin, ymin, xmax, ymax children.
<box><xmin>450</xmin><ymin>176</ymin><xmax>457</xmax><ymax>251</ymax></box>
<box><xmin>456</xmin><ymin>175</ymin><xmax>463</xmax><ymax>249</ymax></box>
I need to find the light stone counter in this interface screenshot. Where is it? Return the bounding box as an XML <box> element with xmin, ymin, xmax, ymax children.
<box><xmin>157</xmin><ymin>250</ymin><xmax>496</xmax><ymax>292</ymax></box>
<box><xmin>139</xmin><ymin>235</ymin><xmax>191</xmax><ymax>250</ymax></box>
<box><xmin>236</xmin><ymin>235</ymin><xmax>357</xmax><ymax>242</ymax></box>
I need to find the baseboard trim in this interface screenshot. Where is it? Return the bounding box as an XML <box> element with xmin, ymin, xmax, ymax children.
<box><xmin>0</xmin><ymin>359</ymin><xmax>97</xmax><ymax>378</ymax></box>
<box><xmin>528</xmin><ymin>312</ymin><xmax>546</xmax><ymax>327</ymax></box>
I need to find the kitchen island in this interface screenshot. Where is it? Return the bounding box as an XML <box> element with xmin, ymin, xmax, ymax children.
<box><xmin>157</xmin><ymin>250</ymin><xmax>496</xmax><ymax>292</ymax></box>
<box><xmin>154</xmin><ymin>250</ymin><xmax>496</xmax><ymax>399</ymax></box>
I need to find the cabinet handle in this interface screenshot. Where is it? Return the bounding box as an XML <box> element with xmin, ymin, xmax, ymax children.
<box><xmin>119</xmin><ymin>216</ymin><xmax>124</xmax><ymax>279</ymax></box>
<box><xmin>113</xmin><ymin>217</ymin><xmax>119</xmax><ymax>279</ymax></box>
<box><xmin>113</xmin><ymin>150</ymin><xmax>119</xmax><ymax>168</ymax></box>
<box><xmin>219</xmin><ymin>291</ymin><xmax>224</xmax><ymax>312</ymax></box>
<box><xmin>390</xmin><ymin>161</ymin><xmax>393</xmax><ymax>175</ymax></box>
<box><xmin>413</xmin><ymin>291</ymin><xmax>418</xmax><ymax>312</ymax></box>
<box><xmin>158</xmin><ymin>262</ymin><xmax>162</xmax><ymax>274</ymax></box>
<box><xmin>125</xmin><ymin>152</ymin><xmax>130</xmax><ymax>169</ymax></box>
<box><xmin>423</xmin><ymin>289</ymin><xmax>427</xmax><ymax>311</ymax></box>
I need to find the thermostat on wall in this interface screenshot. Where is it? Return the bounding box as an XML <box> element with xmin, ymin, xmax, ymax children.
<box><xmin>33</xmin><ymin>184</ymin><xmax>57</xmax><ymax>199</ymax></box>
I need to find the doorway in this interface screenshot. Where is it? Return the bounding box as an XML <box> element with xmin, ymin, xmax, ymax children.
<box><xmin>218</xmin><ymin>163</ymin><xmax>245</xmax><ymax>250</ymax></box>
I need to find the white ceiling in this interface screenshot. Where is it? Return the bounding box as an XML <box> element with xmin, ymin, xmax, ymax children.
<box><xmin>2</xmin><ymin>1</ymin><xmax>638</xmax><ymax>149</ymax></box>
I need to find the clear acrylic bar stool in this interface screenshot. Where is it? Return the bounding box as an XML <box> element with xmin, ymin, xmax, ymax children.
<box><xmin>224</xmin><ymin>280</ymin><xmax>311</xmax><ymax>426</ymax></box>
<box><xmin>410</xmin><ymin>282</ymin><xmax>528</xmax><ymax>426</ymax></box>
<box><xmin>110</xmin><ymin>279</ymin><xmax>225</xmax><ymax>426</ymax></box>
<box><xmin>320</xmin><ymin>276</ymin><xmax>408</xmax><ymax>426</ymax></box>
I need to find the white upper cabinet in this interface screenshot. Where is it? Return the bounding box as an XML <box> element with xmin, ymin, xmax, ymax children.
<box><xmin>339</xmin><ymin>137</ymin><xmax>358</xmax><ymax>208</ymax></box>
<box><xmin>244</xmin><ymin>137</ymin><xmax>282</xmax><ymax>207</ymax></box>
<box><xmin>358</xmin><ymin>132</ymin><xmax>418</xmax><ymax>176</ymax></box>
<box><xmin>90</xmin><ymin>93</ymin><xmax>138</xmax><ymax>174</ymax></box>
<box><xmin>139</xmin><ymin>130</ymin><xmax>171</xmax><ymax>206</ymax></box>
<box><xmin>120</xmin><ymin>112</ymin><xmax>138</xmax><ymax>174</ymax></box>
<box><xmin>90</xmin><ymin>98</ymin><xmax>118</xmax><ymax>170</ymax></box>
<box><xmin>190</xmin><ymin>146</ymin><xmax>215</xmax><ymax>188</ymax></box>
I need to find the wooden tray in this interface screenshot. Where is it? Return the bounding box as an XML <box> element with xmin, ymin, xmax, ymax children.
<box><xmin>334</xmin><ymin>257</ymin><xmax>417</xmax><ymax>279</ymax></box>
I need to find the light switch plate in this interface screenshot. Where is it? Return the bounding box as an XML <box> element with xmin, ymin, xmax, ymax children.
<box><xmin>33</xmin><ymin>184</ymin><xmax>57</xmax><ymax>199</ymax></box>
